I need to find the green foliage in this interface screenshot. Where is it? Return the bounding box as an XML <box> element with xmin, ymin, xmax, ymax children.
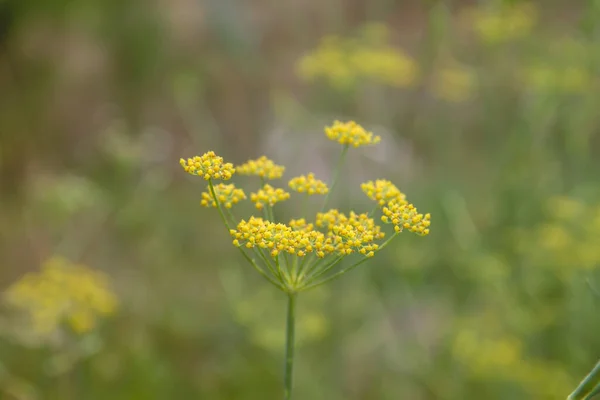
<box><xmin>1</xmin><ymin>0</ymin><xmax>600</xmax><ymax>399</ymax></box>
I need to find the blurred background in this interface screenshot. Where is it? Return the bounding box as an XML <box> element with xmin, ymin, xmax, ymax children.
<box><xmin>1</xmin><ymin>0</ymin><xmax>600</xmax><ymax>398</ymax></box>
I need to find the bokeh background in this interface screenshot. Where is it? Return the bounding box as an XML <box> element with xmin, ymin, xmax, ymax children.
<box><xmin>1</xmin><ymin>0</ymin><xmax>600</xmax><ymax>399</ymax></box>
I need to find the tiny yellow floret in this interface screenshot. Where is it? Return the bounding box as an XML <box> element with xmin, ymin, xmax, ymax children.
<box><xmin>201</xmin><ymin>183</ymin><xmax>247</xmax><ymax>208</ymax></box>
<box><xmin>180</xmin><ymin>151</ymin><xmax>235</xmax><ymax>180</ymax></box>
<box><xmin>237</xmin><ymin>156</ymin><xmax>285</xmax><ymax>180</ymax></box>
<box><xmin>250</xmin><ymin>184</ymin><xmax>291</xmax><ymax>209</ymax></box>
<box><xmin>325</xmin><ymin>120</ymin><xmax>381</xmax><ymax>148</ymax></box>
<box><xmin>361</xmin><ymin>179</ymin><xmax>407</xmax><ymax>206</ymax></box>
<box><xmin>289</xmin><ymin>173</ymin><xmax>329</xmax><ymax>195</ymax></box>
<box><xmin>381</xmin><ymin>203</ymin><xmax>431</xmax><ymax>236</ymax></box>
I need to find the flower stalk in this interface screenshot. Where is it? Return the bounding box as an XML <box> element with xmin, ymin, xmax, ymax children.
<box><xmin>179</xmin><ymin>120</ymin><xmax>430</xmax><ymax>399</ymax></box>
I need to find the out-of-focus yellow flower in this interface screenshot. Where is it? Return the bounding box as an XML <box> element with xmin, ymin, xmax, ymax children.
<box><xmin>465</xmin><ymin>3</ymin><xmax>537</xmax><ymax>45</ymax></box>
<box><xmin>4</xmin><ymin>256</ymin><xmax>118</xmax><ymax>336</ymax></box>
<box><xmin>288</xmin><ymin>173</ymin><xmax>329</xmax><ymax>195</ymax></box>
<box><xmin>515</xmin><ymin>196</ymin><xmax>600</xmax><ymax>274</ymax></box>
<box><xmin>524</xmin><ymin>65</ymin><xmax>593</xmax><ymax>94</ymax></box>
<box><xmin>361</xmin><ymin>179</ymin><xmax>407</xmax><ymax>206</ymax></box>
<box><xmin>237</xmin><ymin>156</ymin><xmax>285</xmax><ymax>180</ymax></box>
<box><xmin>351</xmin><ymin>47</ymin><xmax>418</xmax><ymax>88</ymax></box>
<box><xmin>325</xmin><ymin>120</ymin><xmax>380</xmax><ymax>148</ymax></box>
<box><xmin>180</xmin><ymin>151</ymin><xmax>235</xmax><ymax>180</ymax></box>
<box><xmin>296</xmin><ymin>23</ymin><xmax>419</xmax><ymax>90</ymax></box>
<box><xmin>250</xmin><ymin>184</ymin><xmax>291</xmax><ymax>210</ymax></box>
<box><xmin>431</xmin><ymin>64</ymin><xmax>477</xmax><ymax>102</ymax></box>
<box><xmin>452</xmin><ymin>325</ymin><xmax>575</xmax><ymax>398</ymax></box>
<box><xmin>201</xmin><ymin>183</ymin><xmax>246</xmax><ymax>208</ymax></box>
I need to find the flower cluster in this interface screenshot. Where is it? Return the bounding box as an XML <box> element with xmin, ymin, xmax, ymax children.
<box><xmin>431</xmin><ymin>63</ymin><xmax>476</xmax><ymax>103</ymax></box>
<box><xmin>237</xmin><ymin>156</ymin><xmax>285</xmax><ymax>180</ymax></box>
<box><xmin>325</xmin><ymin>120</ymin><xmax>381</xmax><ymax>147</ymax></box>
<box><xmin>316</xmin><ymin>209</ymin><xmax>385</xmax><ymax>257</ymax></box>
<box><xmin>181</xmin><ymin>119</ymin><xmax>430</xmax><ymax>293</ymax></box>
<box><xmin>231</xmin><ymin>217</ymin><xmax>331</xmax><ymax>258</ymax></box>
<box><xmin>3</xmin><ymin>256</ymin><xmax>118</xmax><ymax>335</ymax></box>
<box><xmin>250</xmin><ymin>184</ymin><xmax>291</xmax><ymax>209</ymax></box>
<box><xmin>381</xmin><ymin>202</ymin><xmax>431</xmax><ymax>236</ymax></box>
<box><xmin>201</xmin><ymin>183</ymin><xmax>246</xmax><ymax>208</ymax></box>
<box><xmin>289</xmin><ymin>173</ymin><xmax>329</xmax><ymax>195</ymax></box>
<box><xmin>296</xmin><ymin>23</ymin><xmax>418</xmax><ymax>90</ymax></box>
<box><xmin>180</xmin><ymin>151</ymin><xmax>235</xmax><ymax>180</ymax></box>
<box><xmin>361</xmin><ymin>179</ymin><xmax>407</xmax><ymax>206</ymax></box>
<box><xmin>464</xmin><ymin>3</ymin><xmax>537</xmax><ymax>45</ymax></box>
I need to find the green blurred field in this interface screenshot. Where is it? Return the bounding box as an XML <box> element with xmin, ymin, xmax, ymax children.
<box><xmin>1</xmin><ymin>0</ymin><xmax>600</xmax><ymax>399</ymax></box>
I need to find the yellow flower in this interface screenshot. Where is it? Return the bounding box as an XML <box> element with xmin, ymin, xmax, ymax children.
<box><xmin>180</xmin><ymin>151</ymin><xmax>235</xmax><ymax>180</ymax></box>
<box><xmin>381</xmin><ymin>202</ymin><xmax>431</xmax><ymax>236</ymax></box>
<box><xmin>352</xmin><ymin>47</ymin><xmax>418</xmax><ymax>88</ymax></box>
<box><xmin>201</xmin><ymin>183</ymin><xmax>246</xmax><ymax>209</ymax></box>
<box><xmin>361</xmin><ymin>179</ymin><xmax>407</xmax><ymax>206</ymax></box>
<box><xmin>466</xmin><ymin>3</ymin><xmax>537</xmax><ymax>45</ymax></box>
<box><xmin>237</xmin><ymin>156</ymin><xmax>285</xmax><ymax>180</ymax></box>
<box><xmin>289</xmin><ymin>173</ymin><xmax>329</xmax><ymax>195</ymax></box>
<box><xmin>316</xmin><ymin>209</ymin><xmax>385</xmax><ymax>257</ymax></box>
<box><xmin>250</xmin><ymin>184</ymin><xmax>291</xmax><ymax>210</ymax></box>
<box><xmin>325</xmin><ymin>120</ymin><xmax>380</xmax><ymax>148</ymax></box>
<box><xmin>230</xmin><ymin>217</ymin><xmax>332</xmax><ymax>258</ymax></box>
<box><xmin>4</xmin><ymin>256</ymin><xmax>118</xmax><ymax>336</ymax></box>
<box><xmin>431</xmin><ymin>64</ymin><xmax>476</xmax><ymax>103</ymax></box>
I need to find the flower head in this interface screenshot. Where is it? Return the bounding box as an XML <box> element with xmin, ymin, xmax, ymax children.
<box><xmin>381</xmin><ymin>202</ymin><xmax>431</xmax><ymax>236</ymax></box>
<box><xmin>316</xmin><ymin>209</ymin><xmax>385</xmax><ymax>257</ymax></box>
<box><xmin>201</xmin><ymin>183</ymin><xmax>247</xmax><ymax>209</ymax></box>
<box><xmin>361</xmin><ymin>179</ymin><xmax>407</xmax><ymax>206</ymax></box>
<box><xmin>250</xmin><ymin>184</ymin><xmax>291</xmax><ymax>210</ymax></box>
<box><xmin>237</xmin><ymin>156</ymin><xmax>285</xmax><ymax>180</ymax></box>
<box><xmin>325</xmin><ymin>120</ymin><xmax>380</xmax><ymax>147</ymax></box>
<box><xmin>180</xmin><ymin>151</ymin><xmax>235</xmax><ymax>180</ymax></box>
<box><xmin>4</xmin><ymin>256</ymin><xmax>118</xmax><ymax>336</ymax></box>
<box><xmin>230</xmin><ymin>217</ymin><xmax>333</xmax><ymax>258</ymax></box>
<box><xmin>289</xmin><ymin>173</ymin><xmax>329</xmax><ymax>195</ymax></box>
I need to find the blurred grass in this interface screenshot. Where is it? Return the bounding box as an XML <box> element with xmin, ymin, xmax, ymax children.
<box><xmin>1</xmin><ymin>0</ymin><xmax>600</xmax><ymax>399</ymax></box>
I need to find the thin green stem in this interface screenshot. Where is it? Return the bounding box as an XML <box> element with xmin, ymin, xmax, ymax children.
<box><xmin>584</xmin><ymin>384</ymin><xmax>600</xmax><ymax>400</ymax></box>
<box><xmin>294</xmin><ymin>255</ymin><xmax>310</xmax><ymax>284</ymax></box>
<box><xmin>320</xmin><ymin>145</ymin><xmax>349</xmax><ymax>213</ymax></box>
<box><xmin>298</xmin><ymin>255</ymin><xmax>330</xmax><ymax>282</ymax></box>
<box><xmin>209</xmin><ymin>180</ymin><xmax>284</xmax><ymax>290</ymax></box>
<box><xmin>255</xmin><ymin>247</ymin><xmax>281</xmax><ymax>280</ymax></box>
<box><xmin>304</xmin><ymin>256</ymin><xmax>344</xmax><ymax>285</ymax></box>
<box><xmin>301</xmin><ymin>232</ymin><xmax>399</xmax><ymax>291</ymax></box>
<box><xmin>283</xmin><ymin>292</ymin><xmax>297</xmax><ymax>400</ymax></box>
<box><xmin>569</xmin><ymin>360</ymin><xmax>600</xmax><ymax>400</ymax></box>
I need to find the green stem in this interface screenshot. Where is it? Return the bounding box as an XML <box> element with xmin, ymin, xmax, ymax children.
<box><xmin>584</xmin><ymin>383</ymin><xmax>600</xmax><ymax>400</ymax></box>
<box><xmin>304</xmin><ymin>256</ymin><xmax>345</xmax><ymax>285</ymax></box>
<box><xmin>569</xmin><ymin>360</ymin><xmax>600</xmax><ymax>400</ymax></box>
<box><xmin>301</xmin><ymin>232</ymin><xmax>399</xmax><ymax>291</ymax></box>
<box><xmin>283</xmin><ymin>292</ymin><xmax>297</xmax><ymax>400</ymax></box>
<box><xmin>209</xmin><ymin>180</ymin><xmax>284</xmax><ymax>290</ymax></box>
<box><xmin>320</xmin><ymin>145</ymin><xmax>349</xmax><ymax>213</ymax></box>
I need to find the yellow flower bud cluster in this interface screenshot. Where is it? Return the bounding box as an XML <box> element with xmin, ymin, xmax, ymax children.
<box><xmin>4</xmin><ymin>256</ymin><xmax>118</xmax><ymax>336</ymax></box>
<box><xmin>325</xmin><ymin>120</ymin><xmax>381</xmax><ymax>148</ymax></box>
<box><xmin>381</xmin><ymin>203</ymin><xmax>431</xmax><ymax>236</ymax></box>
<box><xmin>361</xmin><ymin>179</ymin><xmax>407</xmax><ymax>206</ymax></box>
<box><xmin>288</xmin><ymin>173</ymin><xmax>329</xmax><ymax>195</ymax></box>
<box><xmin>230</xmin><ymin>217</ymin><xmax>332</xmax><ymax>258</ymax></box>
<box><xmin>316</xmin><ymin>209</ymin><xmax>385</xmax><ymax>257</ymax></box>
<box><xmin>180</xmin><ymin>151</ymin><xmax>235</xmax><ymax>180</ymax></box>
<box><xmin>201</xmin><ymin>183</ymin><xmax>247</xmax><ymax>209</ymax></box>
<box><xmin>289</xmin><ymin>218</ymin><xmax>315</xmax><ymax>232</ymax></box>
<box><xmin>237</xmin><ymin>156</ymin><xmax>285</xmax><ymax>180</ymax></box>
<box><xmin>250</xmin><ymin>184</ymin><xmax>291</xmax><ymax>210</ymax></box>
